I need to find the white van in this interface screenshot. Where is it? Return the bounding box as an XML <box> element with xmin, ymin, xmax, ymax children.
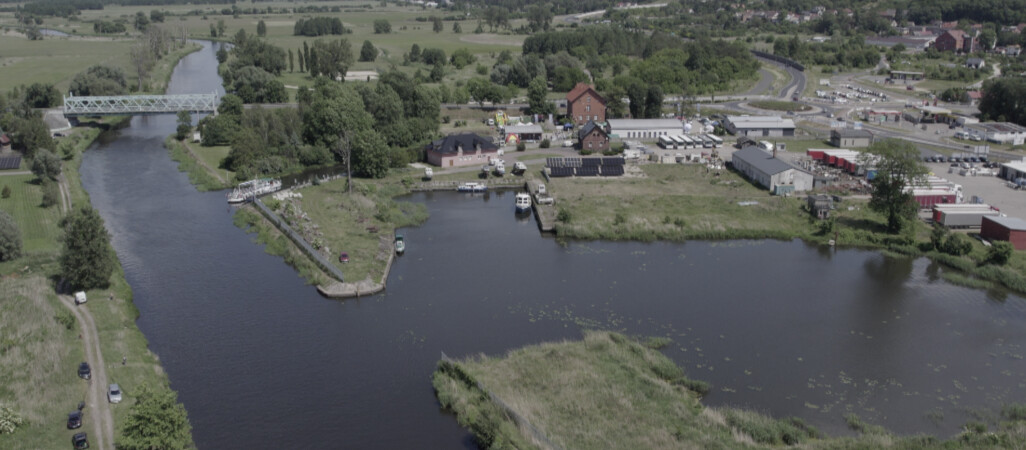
<box><xmin>74</xmin><ymin>291</ymin><xmax>87</xmax><ymax>305</ymax></box>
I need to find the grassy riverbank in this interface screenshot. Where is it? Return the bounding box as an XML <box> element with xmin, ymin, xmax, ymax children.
<box><xmin>165</xmin><ymin>136</ymin><xmax>232</xmax><ymax>191</ymax></box>
<box><xmin>434</xmin><ymin>331</ymin><xmax>1026</xmax><ymax>449</ymax></box>
<box><xmin>0</xmin><ymin>122</ymin><xmax>192</xmax><ymax>448</ymax></box>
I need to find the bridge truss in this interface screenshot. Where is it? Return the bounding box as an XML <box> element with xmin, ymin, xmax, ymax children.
<box><xmin>63</xmin><ymin>93</ymin><xmax>218</xmax><ymax>117</ymax></box>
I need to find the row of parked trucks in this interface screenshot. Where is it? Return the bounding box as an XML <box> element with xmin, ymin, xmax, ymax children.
<box><xmin>657</xmin><ymin>134</ymin><xmax>723</xmax><ymax>150</ymax></box>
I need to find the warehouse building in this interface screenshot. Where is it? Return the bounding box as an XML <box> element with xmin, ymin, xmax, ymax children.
<box><xmin>724</xmin><ymin>116</ymin><xmax>796</xmax><ymax>137</ymax></box>
<box><xmin>731</xmin><ymin>146</ymin><xmax>813</xmax><ymax>195</ymax></box>
<box><xmin>981</xmin><ymin>216</ymin><xmax>1026</xmax><ymax>250</ymax></box>
<box><xmin>606</xmin><ymin>118</ymin><xmax>683</xmax><ymax>139</ymax></box>
<box><xmin>966</xmin><ymin>122</ymin><xmax>1026</xmax><ymax>145</ymax></box>
<box><xmin>830</xmin><ymin>129</ymin><xmax>874</xmax><ymax>148</ymax></box>
<box><xmin>999</xmin><ymin>161</ymin><xmax>1026</xmax><ymax>183</ymax></box>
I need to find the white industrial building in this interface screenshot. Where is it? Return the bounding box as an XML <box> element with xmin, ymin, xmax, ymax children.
<box><xmin>1000</xmin><ymin>161</ymin><xmax>1026</xmax><ymax>182</ymax></box>
<box><xmin>965</xmin><ymin>122</ymin><xmax>1026</xmax><ymax>145</ymax></box>
<box><xmin>606</xmin><ymin>119</ymin><xmax>683</xmax><ymax>139</ymax></box>
<box><xmin>724</xmin><ymin>115</ymin><xmax>796</xmax><ymax>137</ymax></box>
<box><xmin>731</xmin><ymin>146</ymin><xmax>813</xmax><ymax>195</ymax></box>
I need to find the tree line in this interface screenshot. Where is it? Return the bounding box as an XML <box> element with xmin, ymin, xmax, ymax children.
<box><xmin>293</xmin><ymin>16</ymin><xmax>348</xmax><ymax>36</ymax></box>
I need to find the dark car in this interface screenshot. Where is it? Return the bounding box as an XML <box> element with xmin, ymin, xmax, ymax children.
<box><xmin>77</xmin><ymin>362</ymin><xmax>90</xmax><ymax>380</ymax></box>
<box><xmin>72</xmin><ymin>432</ymin><xmax>89</xmax><ymax>449</ymax></box>
<box><xmin>67</xmin><ymin>411</ymin><xmax>82</xmax><ymax>429</ymax></box>
<box><xmin>338</xmin><ymin>252</ymin><xmax>349</xmax><ymax>263</ymax></box>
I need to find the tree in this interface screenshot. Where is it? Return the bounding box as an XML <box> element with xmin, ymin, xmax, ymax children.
<box><xmin>175</xmin><ymin>110</ymin><xmax>192</xmax><ymax>141</ymax></box>
<box><xmin>359</xmin><ymin>40</ymin><xmax>377</xmax><ymax>62</ymax></box>
<box><xmin>150</xmin><ymin>10</ymin><xmax>165</xmax><ymax>23</ymax></box>
<box><xmin>431</xmin><ymin>16</ymin><xmax>443</xmax><ymax>33</ymax></box>
<box><xmin>527</xmin><ymin>5</ymin><xmax>552</xmax><ymax>33</ymax></box>
<box><xmin>449</xmin><ymin>48</ymin><xmax>475</xmax><ymax>69</ymax></box>
<box><xmin>986</xmin><ymin>241</ymin><xmax>1014</xmax><ymax>265</ymax></box>
<box><xmin>217</xmin><ymin>46</ymin><xmax>229</xmax><ymax>64</ymax></box>
<box><xmin>408</xmin><ymin>44</ymin><xmax>421</xmax><ymax>63</ymax></box>
<box><xmin>257</xmin><ymin>20</ymin><xmax>267</xmax><ymax>38</ymax></box>
<box><xmin>0</xmin><ymin>210</ymin><xmax>21</xmax><ymax>262</ymax></box>
<box><xmin>866</xmin><ymin>139</ymin><xmax>927</xmax><ymax>234</ymax></box>
<box><xmin>117</xmin><ymin>385</ymin><xmax>192</xmax><ymax>450</ymax></box>
<box><xmin>133</xmin><ymin>11</ymin><xmax>149</xmax><ymax>31</ymax></box>
<box><xmin>31</xmin><ymin>149</ymin><xmax>61</xmax><ymax>182</ymax></box>
<box><xmin>979</xmin><ymin>78</ymin><xmax>1026</xmax><ymax>126</ymax></box>
<box><xmin>217</xmin><ymin>19</ymin><xmax>226</xmax><ymax>37</ymax></box>
<box><xmin>69</xmin><ymin>65</ymin><xmax>128</xmax><ymax>96</ymax></box>
<box><xmin>298</xmin><ymin>48</ymin><xmax>305</xmax><ymax>73</ymax></box>
<box><xmin>130</xmin><ymin>42</ymin><xmax>156</xmax><ymax>91</ymax></box>
<box><xmin>210</xmin><ymin>23</ymin><xmax>217</xmax><ymax>38</ymax></box>
<box><xmin>644</xmin><ymin>85</ymin><xmax>663</xmax><ymax>118</ymax></box>
<box><xmin>288</xmin><ymin>49</ymin><xmax>294</xmax><ymax>72</ymax></box>
<box><xmin>24</xmin><ymin>83</ymin><xmax>61</xmax><ymax>108</ymax></box>
<box><xmin>527</xmin><ymin>76</ymin><xmax>551</xmax><ymax>115</ymax></box>
<box><xmin>373</xmin><ymin>19</ymin><xmax>391</xmax><ymax>34</ymax></box>
<box><xmin>60</xmin><ymin>206</ymin><xmax>116</xmax><ymax>290</ymax></box>
<box><xmin>941</xmin><ymin>233</ymin><xmax>973</xmax><ymax>256</ymax></box>
<box><xmin>453</xmin><ymin>21</ymin><xmax>461</xmax><ymax>33</ymax></box>
<box><xmin>218</xmin><ymin>94</ymin><xmax>244</xmax><ymax>117</ymax></box>
<box><xmin>309</xmin><ymin>39</ymin><xmax>354</xmax><ymax>80</ymax></box>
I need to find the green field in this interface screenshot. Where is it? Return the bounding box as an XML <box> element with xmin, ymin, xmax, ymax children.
<box><xmin>749</xmin><ymin>100</ymin><xmax>812</xmax><ymax>112</ymax></box>
<box><xmin>0</xmin><ymin>175</ymin><xmax>64</xmax><ymax>253</ymax></box>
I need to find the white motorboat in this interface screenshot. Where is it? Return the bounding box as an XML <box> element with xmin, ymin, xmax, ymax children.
<box><xmin>457</xmin><ymin>182</ymin><xmax>487</xmax><ymax>192</ymax></box>
<box><xmin>227</xmin><ymin>178</ymin><xmax>282</xmax><ymax>203</ymax></box>
<box><xmin>515</xmin><ymin>192</ymin><xmax>532</xmax><ymax>213</ymax></box>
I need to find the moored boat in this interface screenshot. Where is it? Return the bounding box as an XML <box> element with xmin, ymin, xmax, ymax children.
<box><xmin>394</xmin><ymin>233</ymin><xmax>405</xmax><ymax>255</ymax></box>
<box><xmin>227</xmin><ymin>178</ymin><xmax>282</xmax><ymax>203</ymax></box>
<box><xmin>515</xmin><ymin>192</ymin><xmax>532</xmax><ymax>213</ymax></box>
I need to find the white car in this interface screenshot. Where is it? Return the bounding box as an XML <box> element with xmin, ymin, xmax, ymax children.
<box><xmin>108</xmin><ymin>384</ymin><xmax>122</xmax><ymax>404</ymax></box>
<box><xmin>562</xmin><ymin>140</ymin><xmax>573</xmax><ymax>147</ymax></box>
<box><xmin>74</xmin><ymin>291</ymin><xmax>87</xmax><ymax>305</ymax></box>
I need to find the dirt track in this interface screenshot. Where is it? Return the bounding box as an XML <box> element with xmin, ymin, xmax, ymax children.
<box><xmin>59</xmin><ymin>294</ymin><xmax>116</xmax><ymax>450</ymax></box>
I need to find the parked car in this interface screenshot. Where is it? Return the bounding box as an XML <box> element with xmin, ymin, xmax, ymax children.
<box><xmin>74</xmin><ymin>291</ymin><xmax>87</xmax><ymax>305</ymax></box>
<box><xmin>67</xmin><ymin>411</ymin><xmax>83</xmax><ymax>429</ymax></box>
<box><xmin>78</xmin><ymin>362</ymin><xmax>90</xmax><ymax>380</ymax></box>
<box><xmin>72</xmin><ymin>432</ymin><xmax>89</xmax><ymax>449</ymax></box>
<box><xmin>107</xmin><ymin>384</ymin><xmax>122</xmax><ymax>404</ymax></box>
<box><xmin>338</xmin><ymin>252</ymin><xmax>349</xmax><ymax>263</ymax></box>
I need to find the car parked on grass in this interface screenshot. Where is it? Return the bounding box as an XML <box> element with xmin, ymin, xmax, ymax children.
<box><xmin>107</xmin><ymin>384</ymin><xmax>122</xmax><ymax>404</ymax></box>
<box><xmin>72</xmin><ymin>432</ymin><xmax>89</xmax><ymax>449</ymax></box>
<box><xmin>338</xmin><ymin>252</ymin><xmax>349</xmax><ymax>263</ymax></box>
<box><xmin>78</xmin><ymin>362</ymin><xmax>90</xmax><ymax>380</ymax></box>
<box><xmin>67</xmin><ymin>411</ymin><xmax>82</xmax><ymax>429</ymax></box>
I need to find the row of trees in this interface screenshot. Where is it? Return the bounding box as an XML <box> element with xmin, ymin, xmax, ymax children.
<box><xmin>772</xmin><ymin>35</ymin><xmax>880</xmax><ymax>70</ymax></box>
<box><xmin>293</xmin><ymin>17</ymin><xmax>348</xmax><ymax>36</ymax></box>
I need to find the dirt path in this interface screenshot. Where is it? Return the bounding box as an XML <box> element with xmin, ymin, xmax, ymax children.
<box><xmin>58</xmin><ymin>172</ymin><xmax>72</xmax><ymax>214</ymax></box>
<box><xmin>0</xmin><ymin>170</ymin><xmax>31</xmax><ymax>176</ymax></box>
<box><xmin>59</xmin><ymin>295</ymin><xmax>116</xmax><ymax>450</ymax></box>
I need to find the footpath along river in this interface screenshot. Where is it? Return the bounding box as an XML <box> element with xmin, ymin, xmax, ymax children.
<box><xmin>79</xmin><ymin>41</ymin><xmax>1026</xmax><ymax>448</ymax></box>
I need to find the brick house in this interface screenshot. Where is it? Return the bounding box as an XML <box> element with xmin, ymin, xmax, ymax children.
<box><xmin>577</xmin><ymin>121</ymin><xmax>609</xmax><ymax>153</ymax></box>
<box><xmin>566</xmin><ymin>83</ymin><xmax>605</xmax><ymax>126</ymax></box>
<box><xmin>425</xmin><ymin>133</ymin><xmax>498</xmax><ymax>168</ymax></box>
<box><xmin>934</xmin><ymin>29</ymin><xmax>976</xmax><ymax>53</ymax></box>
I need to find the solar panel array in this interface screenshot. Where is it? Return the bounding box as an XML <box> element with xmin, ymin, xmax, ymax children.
<box><xmin>0</xmin><ymin>156</ymin><xmax>22</xmax><ymax>170</ymax></box>
<box><xmin>546</xmin><ymin>157</ymin><xmax>626</xmax><ymax>177</ymax></box>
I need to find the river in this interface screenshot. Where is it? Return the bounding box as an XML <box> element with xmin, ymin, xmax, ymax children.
<box><xmin>78</xmin><ymin>41</ymin><xmax>1026</xmax><ymax>448</ymax></box>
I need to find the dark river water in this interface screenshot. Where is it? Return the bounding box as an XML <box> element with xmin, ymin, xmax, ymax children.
<box><xmin>78</xmin><ymin>41</ymin><xmax>1026</xmax><ymax>448</ymax></box>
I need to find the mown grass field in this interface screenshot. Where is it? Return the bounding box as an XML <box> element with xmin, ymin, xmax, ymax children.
<box><xmin>0</xmin><ymin>174</ymin><xmax>64</xmax><ymax>253</ymax></box>
<box><xmin>435</xmin><ymin>331</ymin><xmax>1026</xmax><ymax>450</ymax></box>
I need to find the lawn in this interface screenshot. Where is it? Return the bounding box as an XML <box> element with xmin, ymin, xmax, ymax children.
<box><xmin>0</xmin><ymin>174</ymin><xmax>64</xmax><ymax>254</ymax></box>
<box><xmin>749</xmin><ymin>100</ymin><xmax>812</xmax><ymax>112</ymax></box>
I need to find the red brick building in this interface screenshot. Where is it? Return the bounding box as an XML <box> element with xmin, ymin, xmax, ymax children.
<box><xmin>566</xmin><ymin>83</ymin><xmax>605</xmax><ymax>126</ymax></box>
<box><xmin>577</xmin><ymin>121</ymin><xmax>609</xmax><ymax>153</ymax></box>
<box><xmin>934</xmin><ymin>29</ymin><xmax>976</xmax><ymax>53</ymax></box>
<box><xmin>981</xmin><ymin>216</ymin><xmax>1026</xmax><ymax>250</ymax></box>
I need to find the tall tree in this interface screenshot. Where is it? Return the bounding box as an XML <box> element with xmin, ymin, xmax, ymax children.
<box><xmin>452</xmin><ymin>21</ymin><xmax>461</xmax><ymax>33</ymax></box>
<box><xmin>117</xmin><ymin>385</ymin><xmax>192</xmax><ymax>450</ymax></box>
<box><xmin>359</xmin><ymin>40</ymin><xmax>377</xmax><ymax>62</ymax></box>
<box><xmin>298</xmin><ymin>48</ymin><xmax>305</xmax><ymax>73</ymax></box>
<box><xmin>527</xmin><ymin>5</ymin><xmax>552</xmax><ymax>33</ymax></box>
<box><xmin>866</xmin><ymin>139</ymin><xmax>927</xmax><ymax>234</ymax></box>
<box><xmin>644</xmin><ymin>85</ymin><xmax>663</xmax><ymax>118</ymax></box>
<box><xmin>216</xmin><ymin>19</ymin><xmax>226</xmax><ymax>37</ymax></box>
<box><xmin>373</xmin><ymin>19</ymin><xmax>391</xmax><ymax>34</ymax></box>
<box><xmin>256</xmin><ymin>19</ymin><xmax>267</xmax><ymax>37</ymax></box>
<box><xmin>288</xmin><ymin>49</ymin><xmax>294</xmax><ymax>72</ymax></box>
<box><xmin>60</xmin><ymin>206</ymin><xmax>116</xmax><ymax>290</ymax></box>
<box><xmin>431</xmin><ymin>16</ymin><xmax>443</xmax><ymax>33</ymax></box>
<box><xmin>0</xmin><ymin>210</ymin><xmax>21</xmax><ymax>262</ymax></box>
<box><xmin>130</xmin><ymin>42</ymin><xmax>156</xmax><ymax>92</ymax></box>
<box><xmin>31</xmin><ymin>149</ymin><xmax>61</xmax><ymax>181</ymax></box>
<box><xmin>527</xmin><ymin>76</ymin><xmax>551</xmax><ymax>115</ymax></box>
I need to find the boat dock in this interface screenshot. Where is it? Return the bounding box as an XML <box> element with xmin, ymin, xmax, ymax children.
<box><xmin>410</xmin><ymin>179</ymin><xmax>524</xmax><ymax>192</ymax></box>
<box><xmin>526</xmin><ymin>179</ymin><xmax>557</xmax><ymax>232</ymax></box>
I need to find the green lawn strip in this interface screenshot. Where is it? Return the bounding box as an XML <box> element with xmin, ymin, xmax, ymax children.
<box><xmin>164</xmin><ymin>136</ymin><xmax>231</xmax><ymax>191</ymax></box>
<box><xmin>749</xmin><ymin>100</ymin><xmax>811</xmax><ymax>112</ymax></box>
<box><xmin>0</xmin><ymin>276</ymin><xmax>85</xmax><ymax>450</ymax></box>
<box><xmin>0</xmin><ymin>174</ymin><xmax>63</xmax><ymax>253</ymax></box>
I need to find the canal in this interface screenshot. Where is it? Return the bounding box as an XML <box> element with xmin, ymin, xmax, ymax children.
<box><xmin>79</xmin><ymin>41</ymin><xmax>1026</xmax><ymax>448</ymax></box>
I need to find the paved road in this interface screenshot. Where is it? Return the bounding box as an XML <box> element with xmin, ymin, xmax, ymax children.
<box><xmin>743</xmin><ymin>69</ymin><xmax>775</xmax><ymax>96</ymax></box>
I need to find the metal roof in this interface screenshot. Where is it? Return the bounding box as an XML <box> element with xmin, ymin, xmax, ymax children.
<box><xmin>503</xmin><ymin>124</ymin><xmax>543</xmax><ymax>134</ymax></box>
<box><xmin>607</xmin><ymin>119</ymin><xmax>683</xmax><ymax>130</ymax></box>
<box><xmin>732</xmin><ymin>146</ymin><xmax>796</xmax><ymax>175</ymax></box>
<box><xmin>831</xmin><ymin>129</ymin><xmax>874</xmax><ymax>138</ymax></box>
<box><xmin>1002</xmin><ymin>161</ymin><xmax>1026</xmax><ymax>172</ymax></box>
<box><xmin>968</xmin><ymin>122</ymin><xmax>1026</xmax><ymax>134</ymax></box>
<box><xmin>726</xmin><ymin>115</ymin><xmax>795</xmax><ymax>129</ymax></box>
<box><xmin>984</xmin><ymin>215</ymin><xmax>1026</xmax><ymax>231</ymax></box>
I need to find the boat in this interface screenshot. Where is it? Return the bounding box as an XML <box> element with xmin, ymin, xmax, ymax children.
<box><xmin>457</xmin><ymin>182</ymin><xmax>487</xmax><ymax>193</ymax></box>
<box><xmin>424</xmin><ymin>168</ymin><xmax>433</xmax><ymax>180</ymax></box>
<box><xmin>515</xmin><ymin>192</ymin><xmax>532</xmax><ymax>213</ymax></box>
<box><xmin>513</xmin><ymin>161</ymin><xmax>527</xmax><ymax>174</ymax></box>
<box><xmin>227</xmin><ymin>178</ymin><xmax>282</xmax><ymax>203</ymax></box>
<box><xmin>494</xmin><ymin>163</ymin><xmax>506</xmax><ymax>176</ymax></box>
<box><xmin>394</xmin><ymin>234</ymin><xmax>405</xmax><ymax>255</ymax></box>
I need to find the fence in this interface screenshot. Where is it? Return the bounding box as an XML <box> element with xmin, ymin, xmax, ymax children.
<box><xmin>750</xmin><ymin>50</ymin><xmax>805</xmax><ymax>72</ymax></box>
<box><xmin>439</xmin><ymin>352</ymin><xmax>563</xmax><ymax>450</ymax></box>
<box><xmin>252</xmin><ymin>198</ymin><xmax>345</xmax><ymax>282</ymax></box>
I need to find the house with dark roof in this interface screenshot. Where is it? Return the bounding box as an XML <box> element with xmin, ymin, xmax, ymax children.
<box><xmin>566</xmin><ymin>83</ymin><xmax>605</xmax><ymax>126</ymax></box>
<box><xmin>731</xmin><ymin>146</ymin><xmax>813</xmax><ymax>194</ymax></box>
<box><xmin>577</xmin><ymin>121</ymin><xmax>609</xmax><ymax>153</ymax></box>
<box><xmin>966</xmin><ymin>57</ymin><xmax>985</xmax><ymax>69</ymax></box>
<box><xmin>425</xmin><ymin>133</ymin><xmax>499</xmax><ymax>168</ymax></box>
<box><xmin>830</xmin><ymin>129</ymin><xmax>874</xmax><ymax>148</ymax></box>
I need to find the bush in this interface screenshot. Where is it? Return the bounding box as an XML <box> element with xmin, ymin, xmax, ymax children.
<box><xmin>54</xmin><ymin>308</ymin><xmax>76</xmax><ymax>330</ymax></box>
<box><xmin>1</xmin><ymin>185</ymin><xmax>9</xmax><ymax>199</ymax></box>
<box><xmin>0</xmin><ymin>210</ymin><xmax>22</xmax><ymax>261</ymax></box>
<box><xmin>516</xmin><ymin>142</ymin><xmax>526</xmax><ymax>152</ymax></box>
<box><xmin>941</xmin><ymin>233</ymin><xmax>973</xmax><ymax>256</ymax></box>
<box><xmin>0</xmin><ymin>405</ymin><xmax>25</xmax><ymax>435</ymax></box>
<box><xmin>539</xmin><ymin>138</ymin><xmax>550</xmax><ymax>148</ymax></box>
<box><xmin>557</xmin><ymin>207</ymin><xmax>572</xmax><ymax>223</ymax></box>
<box><xmin>40</xmin><ymin>180</ymin><xmax>59</xmax><ymax>208</ymax></box>
<box><xmin>986</xmin><ymin>241</ymin><xmax>1014</xmax><ymax>266</ymax></box>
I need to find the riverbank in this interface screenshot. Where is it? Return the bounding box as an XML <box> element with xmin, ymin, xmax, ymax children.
<box><xmin>434</xmin><ymin>331</ymin><xmax>1026</xmax><ymax>449</ymax></box>
<box><xmin>0</xmin><ymin>119</ymin><xmax>193</xmax><ymax>448</ymax></box>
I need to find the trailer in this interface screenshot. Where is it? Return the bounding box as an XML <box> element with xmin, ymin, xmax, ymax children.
<box><xmin>933</xmin><ymin>204</ymin><xmax>999</xmax><ymax>228</ymax></box>
<box><xmin>912</xmin><ymin>189</ymin><xmax>958</xmax><ymax>209</ymax></box>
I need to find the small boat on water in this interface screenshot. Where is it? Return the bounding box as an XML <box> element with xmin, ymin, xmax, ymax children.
<box><xmin>227</xmin><ymin>178</ymin><xmax>282</xmax><ymax>203</ymax></box>
<box><xmin>457</xmin><ymin>182</ymin><xmax>487</xmax><ymax>193</ymax></box>
<box><xmin>515</xmin><ymin>192</ymin><xmax>532</xmax><ymax>213</ymax></box>
<box><xmin>394</xmin><ymin>233</ymin><xmax>405</xmax><ymax>255</ymax></box>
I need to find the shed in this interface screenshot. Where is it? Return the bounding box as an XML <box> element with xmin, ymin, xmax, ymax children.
<box><xmin>980</xmin><ymin>216</ymin><xmax>1026</xmax><ymax>250</ymax></box>
<box><xmin>502</xmin><ymin>124</ymin><xmax>543</xmax><ymax>142</ymax></box>
<box><xmin>807</xmin><ymin>194</ymin><xmax>833</xmax><ymax>219</ymax></box>
<box><xmin>731</xmin><ymin>146</ymin><xmax>813</xmax><ymax>193</ymax></box>
<box><xmin>830</xmin><ymin>129</ymin><xmax>874</xmax><ymax>148</ymax></box>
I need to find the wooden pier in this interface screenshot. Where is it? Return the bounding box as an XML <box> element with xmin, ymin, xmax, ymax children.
<box><xmin>525</xmin><ymin>179</ymin><xmax>557</xmax><ymax>232</ymax></box>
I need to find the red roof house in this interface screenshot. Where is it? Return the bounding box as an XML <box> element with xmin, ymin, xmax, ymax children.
<box><xmin>566</xmin><ymin>83</ymin><xmax>606</xmax><ymax>126</ymax></box>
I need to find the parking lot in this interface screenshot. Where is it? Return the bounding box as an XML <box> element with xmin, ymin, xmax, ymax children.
<box><xmin>926</xmin><ymin>161</ymin><xmax>1026</xmax><ymax>219</ymax></box>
